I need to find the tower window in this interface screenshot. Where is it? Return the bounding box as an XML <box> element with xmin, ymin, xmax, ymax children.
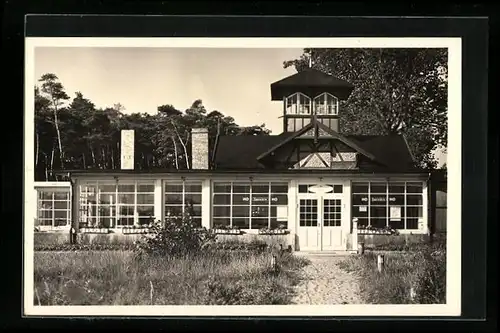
<box><xmin>314</xmin><ymin>93</ymin><xmax>339</xmax><ymax>115</ymax></box>
<box><xmin>285</xmin><ymin>93</ymin><xmax>311</xmax><ymax>115</ymax></box>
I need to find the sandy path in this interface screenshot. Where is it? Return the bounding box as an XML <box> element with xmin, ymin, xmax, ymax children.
<box><xmin>291</xmin><ymin>255</ymin><xmax>364</xmax><ymax>304</ymax></box>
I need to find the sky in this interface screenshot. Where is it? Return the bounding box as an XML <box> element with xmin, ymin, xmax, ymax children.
<box><xmin>34</xmin><ymin>47</ymin><xmax>304</xmax><ymax>134</ymax></box>
<box><xmin>34</xmin><ymin>46</ymin><xmax>446</xmax><ymax>165</ymax></box>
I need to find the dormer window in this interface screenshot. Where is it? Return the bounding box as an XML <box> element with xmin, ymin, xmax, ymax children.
<box><xmin>285</xmin><ymin>92</ymin><xmax>311</xmax><ymax>115</ymax></box>
<box><xmin>314</xmin><ymin>93</ymin><xmax>339</xmax><ymax>115</ymax></box>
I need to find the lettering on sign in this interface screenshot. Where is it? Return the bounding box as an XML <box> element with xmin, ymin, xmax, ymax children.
<box><xmin>242</xmin><ymin>196</ymin><xmax>279</xmax><ymax>203</ymax></box>
<box><xmin>363</xmin><ymin>196</ymin><xmax>397</xmax><ymax>203</ymax></box>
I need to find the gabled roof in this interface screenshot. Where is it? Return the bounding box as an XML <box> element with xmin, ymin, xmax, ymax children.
<box><xmin>270</xmin><ymin>68</ymin><xmax>355</xmax><ymax>101</ymax></box>
<box><xmin>256</xmin><ymin>120</ymin><xmax>379</xmax><ymax>164</ymax></box>
<box><xmin>213</xmin><ymin>129</ymin><xmax>419</xmax><ymax>172</ymax></box>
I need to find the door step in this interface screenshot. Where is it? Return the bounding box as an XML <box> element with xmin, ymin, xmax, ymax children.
<box><xmin>294</xmin><ymin>250</ymin><xmax>356</xmax><ymax>256</ymax></box>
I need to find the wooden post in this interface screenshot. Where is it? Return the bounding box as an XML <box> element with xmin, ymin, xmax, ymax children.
<box><xmin>357</xmin><ymin>241</ymin><xmax>365</xmax><ymax>255</ymax></box>
<box><xmin>271</xmin><ymin>255</ymin><xmax>277</xmax><ymax>271</ymax></box>
<box><xmin>377</xmin><ymin>254</ymin><xmax>385</xmax><ymax>273</ymax></box>
<box><xmin>352</xmin><ymin>218</ymin><xmax>359</xmax><ymax>252</ymax></box>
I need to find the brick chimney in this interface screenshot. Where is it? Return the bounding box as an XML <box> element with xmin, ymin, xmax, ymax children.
<box><xmin>120</xmin><ymin>129</ymin><xmax>135</xmax><ymax>170</ymax></box>
<box><xmin>191</xmin><ymin>128</ymin><xmax>209</xmax><ymax>169</ymax></box>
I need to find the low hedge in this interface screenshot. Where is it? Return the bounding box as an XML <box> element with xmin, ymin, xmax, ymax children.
<box><xmin>34</xmin><ymin>243</ymin><xmax>136</xmax><ymax>252</ymax></box>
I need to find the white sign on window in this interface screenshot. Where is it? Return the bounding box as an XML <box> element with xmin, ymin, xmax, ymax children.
<box><xmin>276</xmin><ymin>205</ymin><xmax>288</xmax><ymax>221</ymax></box>
<box><xmin>359</xmin><ymin>206</ymin><xmax>367</xmax><ymax>212</ymax></box>
<box><xmin>390</xmin><ymin>206</ymin><xmax>402</xmax><ymax>221</ymax></box>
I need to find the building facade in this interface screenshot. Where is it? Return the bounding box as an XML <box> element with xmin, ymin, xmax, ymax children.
<box><xmin>35</xmin><ymin>68</ymin><xmax>442</xmax><ymax>251</ymax></box>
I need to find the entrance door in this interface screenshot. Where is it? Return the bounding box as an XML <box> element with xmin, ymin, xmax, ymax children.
<box><xmin>321</xmin><ymin>197</ymin><xmax>343</xmax><ymax>251</ymax></box>
<box><xmin>297</xmin><ymin>195</ymin><xmax>344</xmax><ymax>251</ymax></box>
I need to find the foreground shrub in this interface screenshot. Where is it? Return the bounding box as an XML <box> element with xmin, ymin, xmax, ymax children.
<box><xmin>134</xmin><ymin>213</ymin><xmax>217</xmax><ymax>258</ymax></box>
<box><xmin>338</xmin><ymin>242</ymin><xmax>446</xmax><ymax>304</ymax></box>
<box><xmin>34</xmin><ymin>247</ymin><xmax>308</xmax><ymax>305</ymax></box>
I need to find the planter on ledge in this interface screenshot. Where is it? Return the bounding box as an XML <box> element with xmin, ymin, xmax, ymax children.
<box><xmin>80</xmin><ymin>227</ymin><xmax>109</xmax><ymax>234</ymax></box>
<box><xmin>213</xmin><ymin>229</ymin><xmax>241</xmax><ymax>235</ymax></box>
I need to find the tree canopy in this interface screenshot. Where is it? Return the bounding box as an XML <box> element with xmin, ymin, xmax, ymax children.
<box><xmin>283</xmin><ymin>48</ymin><xmax>448</xmax><ymax>169</ymax></box>
<box><xmin>34</xmin><ymin>74</ymin><xmax>270</xmax><ymax>181</ymax></box>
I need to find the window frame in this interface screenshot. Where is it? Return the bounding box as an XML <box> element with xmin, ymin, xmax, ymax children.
<box><xmin>313</xmin><ymin>92</ymin><xmax>339</xmax><ymax>116</ymax></box>
<box><xmin>285</xmin><ymin>92</ymin><xmax>312</xmax><ymax>115</ymax></box>
<box><xmin>78</xmin><ymin>180</ymin><xmax>155</xmax><ymax>228</ymax></box>
<box><xmin>36</xmin><ymin>187</ymin><xmax>71</xmax><ymax>230</ymax></box>
<box><xmin>351</xmin><ymin>181</ymin><xmax>425</xmax><ymax>231</ymax></box>
<box><xmin>212</xmin><ymin>181</ymin><xmax>289</xmax><ymax>230</ymax></box>
<box><xmin>164</xmin><ymin>180</ymin><xmax>203</xmax><ymax>226</ymax></box>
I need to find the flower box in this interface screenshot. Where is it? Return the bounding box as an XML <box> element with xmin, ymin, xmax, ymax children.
<box><xmin>258</xmin><ymin>229</ymin><xmax>290</xmax><ymax>235</ymax></box>
<box><xmin>80</xmin><ymin>227</ymin><xmax>109</xmax><ymax>234</ymax></box>
<box><xmin>213</xmin><ymin>228</ymin><xmax>241</xmax><ymax>235</ymax></box>
<box><xmin>122</xmin><ymin>227</ymin><xmax>151</xmax><ymax>234</ymax></box>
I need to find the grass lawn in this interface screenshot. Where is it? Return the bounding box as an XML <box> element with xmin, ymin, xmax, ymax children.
<box><xmin>337</xmin><ymin>241</ymin><xmax>446</xmax><ymax>304</ymax></box>
<box><xmin>34</xmin><ymin>249</ymin><xmax>309</xmax><ymax>305</ymax></box>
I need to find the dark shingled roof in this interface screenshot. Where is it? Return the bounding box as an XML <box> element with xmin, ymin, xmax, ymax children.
<box><xmin>213</xmin><ymin>132</ymin><xmax>419</xmax><ymax>172</ymax></box>
<box><xmin>270</xmin><ymin>68</ymin><xmax>355</xmax><ymax>101</ymax></box>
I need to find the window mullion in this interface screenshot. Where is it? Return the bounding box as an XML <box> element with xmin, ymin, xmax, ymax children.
<box><xmin>386</xmin><ymin>182</ymin><xmax>389</xmax><ymax>228</ymax></box>
<box><xmin>249</xmin><ymin>182</ymin><xmax>252</xmax><ymax>230</ymax></box>
<box><xmin>52</xmin><ymin>192</ymin><xmax>55</xmax><ymax>228</ymax></box>
<box><xmin>404</xmin><ymin>182</ymin><xmax>407</xmax><ymax>230</ymax></box>
<box><xmin>268</xmin><ymin>183</ymin><xmax>271</xmax><ymax>228</ymax></box>
<box><xmin>230</xmin><ymin>183</ymin><xmax>233</xmax><ymax>227</ymax></box>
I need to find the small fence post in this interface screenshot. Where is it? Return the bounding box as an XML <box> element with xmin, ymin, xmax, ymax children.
<box><xmin>352</xmin><ymin>218</ymin><xmax>359</xmax><ymax>253</ymax></box>
<box><xmin>377</xmin><ymin>254</ymin><xmax>385</xmax><ymax>273</ymax></box>
<box><xmin>271</xmin><ymin>255</ymin><xmax>277</xmax><ymax>272</ymax></box>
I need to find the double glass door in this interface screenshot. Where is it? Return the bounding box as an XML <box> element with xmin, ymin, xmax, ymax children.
<box><xmin>298</xmin><ymin>195</ymin><xmax>343</xmax><ymax>251</ymax></box>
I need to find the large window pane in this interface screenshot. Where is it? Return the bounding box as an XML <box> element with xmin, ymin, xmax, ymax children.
<box><xmin>99</xmin><ymin>184</ymin><xmax>116</xmax><ymax>192</ymax></box>
<box><xmin>213</xmin><ymin>206</ymin><xmax>230</xmax><ymax>217</ymax></box>
<box><xmin>213</xmin><ymin>183</ymin><xmax>231</xmax><ymax>193</ymax></box>
<box><xmin>137</xmin><ymin>193</ymin><xmax>154</xmax><ymax>205</ymax></box>
<box><xmin>407</xmin><ymin>195</ymin><xmax>423</xmax><ymax>206</ymax></box>
<box><xmin>213</xmin><ymin>194</ymin><xmax>230</xmax><ymax>205</ymax></box>
<box><xmin>352</xmin><ymin>182</ymin><xmax>369</xmax><ymax>193</ymax></box>
<box><xmin>233</xmin><ymin>206</ymin><xmax>250</xmax><ymax>217</ymax></box>
<box><xmin>251</xmin><ymin>183</ymin><xmax>269</xmax><ymax>193</ymax></box>
<box><xmin>370</xmin><ymin>183</ymin><xmax>387</xmax><ymax>194</ymax></box>
<box><xmin>118</xmin><ymin>184</ymin><xmax>135</xmax><ymax>192</ymax></box>
<box><xmin>165</xmin><ymin>183</ymin><xmax>183</xmax><ymax>193</ymax></box>
<box><xmin>185</xmin><ymin>183</ymin><xmax>202</xmax><ymax>193</ymax></box>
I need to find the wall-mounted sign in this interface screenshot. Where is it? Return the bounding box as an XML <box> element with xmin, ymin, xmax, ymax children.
<box><xmin>276</xmin><ymin>205</ymin><xmax>288</xmax><ymax>221</ymax></box>
<box><xmin>241</xmin><ymin>196</ymin><xmax>279</xmax><ymax>203</ymax></box>
<box><xmin>359</xmin><ymin>206</ymin><xmax>367</xmax><ymax>212</ymax></box>
<box><xmin>390</xmin><ymin>206</ymin><xmax>401</xmax><ymax>221</ymax></box>
<box><xmin>361</xmin><ymin>195</ymin><xmax>398</xmax><ymax>203</ymax></box>
<box><xmin>307</xmin><ymin>185</ymin><xmax>333</xmax><ymax>194</ymax></box>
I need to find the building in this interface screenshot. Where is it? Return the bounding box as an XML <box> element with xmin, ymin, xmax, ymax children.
<box><xmin>34</xmin><ymin>68</ymin><xmax>446</xmax><ymax>251</ymax></box>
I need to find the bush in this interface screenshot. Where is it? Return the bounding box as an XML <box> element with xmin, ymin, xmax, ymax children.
<box><xmin>338</xmin><ymin>241</ymin><xmax>446</xmax><ymax>304</ymax></box>
<box><xmin>134</xmin><ymin>213</ymin><xmax>217</xmax><ymax>258</ymax></box>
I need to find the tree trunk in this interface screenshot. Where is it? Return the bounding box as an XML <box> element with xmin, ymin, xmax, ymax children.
<box><xmin>170</xmin><ymin>120</ymin><xmax>190</xmax><ymax>169</ymax></box>
<box><xmin>44</xmin><ymin>154</ymin><xmax>49</xmax><ymax>181</ymax></box>
<box><xmin>53</xmin><ymin>108</ymin><xmax>64</xmax><ymax>169</ymax></box>
<box><xmin>170</xmin><ymin>135</ymin><xmax>179</xmax><ymax>169</ymax></box>
<box><xmin>50</xmin><ymin>145</ymin><xmax>55</xmax><ymax>174</ymax></box>
<box><xmin>101</xmin><ymin>147</ymin><xmax>106</xmax><ymax>169</ymax></box>
<box><xmin>35</xmin><ymin>130</ymin><xmax>39</xmax><ymax>167</ymax></box>
<box><xmin>90</xmin><ymin>146</ymin><xmax>96</xmax><ymax>166</ymax></box>
<box><xmin>111</xmin><ymin>146</ymin><xmax>115</xmax><ymax>169</ymax></box>
<box><xmin>82</xmin><ymin>153</ymin><xmax>86</xmax><ymax>169</ymax></box>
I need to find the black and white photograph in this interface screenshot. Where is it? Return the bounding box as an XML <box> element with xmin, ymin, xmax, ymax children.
<box><xmin>24</xmin><ymin>34</ymin><xmax>462</xmax><ymax>317</ymax></box>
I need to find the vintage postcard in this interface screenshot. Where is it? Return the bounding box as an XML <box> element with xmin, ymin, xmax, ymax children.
<box><xmin>24</xmin><ymin>32</ymin><xmax>462</xmax><ymax>317</ymax></box>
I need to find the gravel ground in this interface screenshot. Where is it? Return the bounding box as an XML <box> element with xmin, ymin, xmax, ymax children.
<box><xmin>291</xmin><ymin>255</ymin><xmax>364</xmax><ymax>305</ymax></box>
